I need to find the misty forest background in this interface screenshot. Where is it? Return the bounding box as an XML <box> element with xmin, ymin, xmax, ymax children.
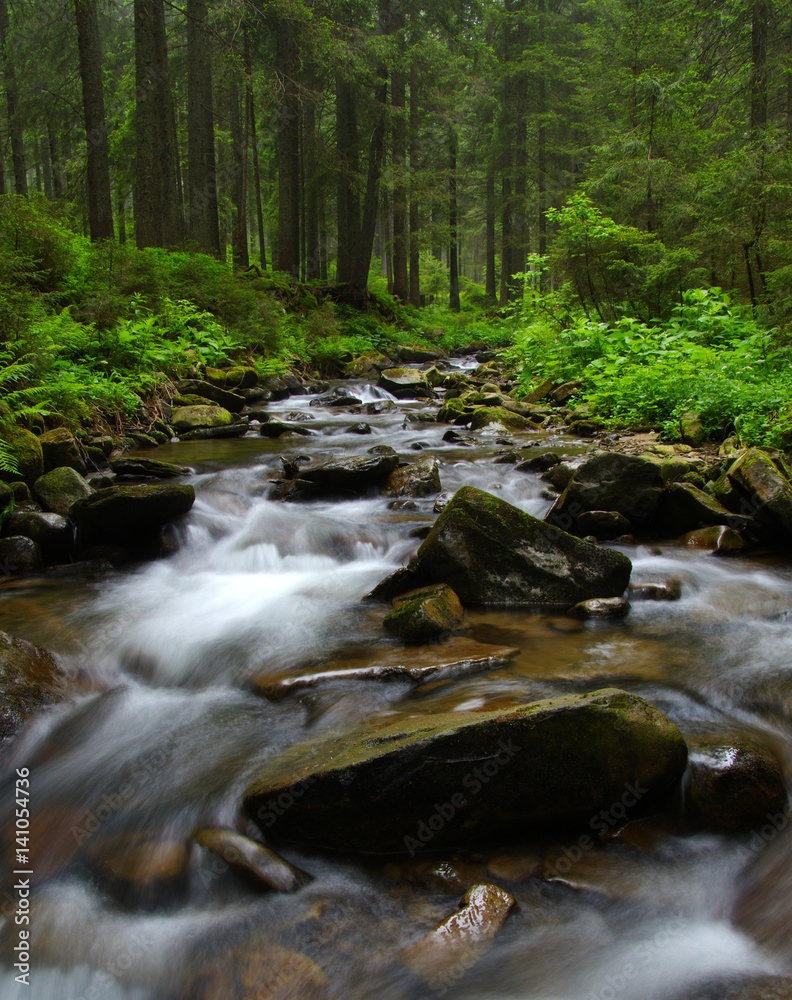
<box><xmin>1</xmin><ymin>0</ymin><xmax>792</xmax><ymax>457</ymax></box>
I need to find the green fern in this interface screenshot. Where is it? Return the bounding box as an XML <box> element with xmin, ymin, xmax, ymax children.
<box><xmin>0</xmin><ymin>437</ymin><xmax>18</xmax><ymax>475</ymax></box>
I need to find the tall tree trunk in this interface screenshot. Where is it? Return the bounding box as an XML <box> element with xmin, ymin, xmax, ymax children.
<box><xmin>448</xmin><ymin>128</ymin><xmax>460</xmax><ymax>313</ymax></box>
<box><xmin>509</xmin><ymin>0</ymin><xmax>527</xmax><ymax>301</ymax></box>
<box><xmin>336</xmin><ymin>73</ymin><xmax>359</xmax><ymax>283</ymax></box>
<box><xmin>135</xmin><ymin>0</ymin><xmax>181</xmax><ymax>248</ymax></box>
<box><xmin>349</xmin><ymin>0</ymin><xmax>390</xmax><ymax>298</ymax></box>
<box><xmin>485</xmin><ymin>165</ymin><xmax>496</xmax><ymax>299</ymax></box>
<box><xmin>48</xmin><ymin>125</ymin><xmax>63</xmax><ymax>197</ymax></box>
<box><xmin>751</xmin><ymin>0</ymin><xmax>768</xmax><ymax>141</ymax></box>
<box><xmin>117</xmin><ymin>187</ymin><xmax>127</xmax><ymax>244</ymax></box>
<box><xmin>304</xmin><ymin>100</ymin><xmax>320</xmax><ymax>281</ymax></box>
<box><xmin>0</xmin><ymin>0</ymin><xmax>26</xmax><ymax>195</ymax></box>
<box><xmin>536</xmin><ymin>0</ymin><xmax>547</xmax><ymax>278</ymax></box>
<box><xmin>499</xmin><ymin>4</ymin><xmax>513</xmax><ymax>307</ymax></box>
<box><xmin>408</xmin><ymin>62</ymin><xmax>421</xmax><ymax>307</ymax></box>
<box><xmin>276</xmin><ymin>18</ymin><xmax>300</xmax><ymax>274</ymax></box>
<box><xmin>230</xmin><ymin>68</ymin><xmax>249</xmax><ymax>270</ymax></box>
<box><xmin>247</xmin><ymin>51</ymin><xmax>266</xmax><ymax>269</ymax></box>
<box><xmin>74</xmin><ymin>0</ymin><xmax>114</xmax><ymax>241</ymax></box>
<box><xmin>186</xmin><ymin>0</ymin><xmax>220</xmax><ymax>255</ymax></box>
<box><xmin>391</xmin><ymin>4</ymin><xmax>408</xmax><ymax>301</ymax></box>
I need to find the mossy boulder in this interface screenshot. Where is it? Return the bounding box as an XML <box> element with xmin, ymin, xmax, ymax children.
<box><xmin>383</xmin><ymin>584</ymin><xmax>464</xmax><ymax>642</ymax></box>
<box><xmin>176</xmin><ymin>379</ymin><xmax>245</xmax><ymax>413</ymax></box>
<box><xmin>224</xmin><ymin>366</ymin><xmax>259</xmax><ymax>389</ymax></box>
<box><xmin>384</xmin><ymin>457</ymin><xmax>442</xmax><ymax>498</ymax></box>
<box><xmin>684</xmin><ymin>736</ymin><xmax>788</xmax><ymax>833</ymax></box>
<box><xmin>378</xmin><ymin>367</ymin><xmax>432</xmax><ymax>399</ymax></box>
<box><xmin>171</xmin><ymin>405</ymin><xmax>235</xmax><ymax>434</ymax></box>
<box><xmin>344</xmin><ymin>351</ymin><xmax>393</xmax><ymax>378</ymax></box>
<box><xmin>726</xmin><ymin>448</ymin><xmax>792</xmax><ymax>540</ymax></box>
<box><xmin>69</xmin><ymin>483</ymin><xmax>195</xmax><ymax>547</ymax></box>
<box><xmin>244</xmin><ymin>688</ymin><xmax>687</xmax><ymax>853</ymax></box>
<box><xmin>39</xmin><ymin>427</ymin><xmax>86</xmax><ymax>475</ymax></box>
<box><xmin>370</xmin><ymin>486</ymin><xmax>631</xmax><ymax>606</ymax></box>
<box><xmin>180</xmin><ymin>421</ymin><xmax>249</xmax><ymax>441</ymax></box>
<box><xmin>469</xmin><ymin>407</ymin><xmax>539</xmax><ymax>432</ymax></box>
<box><xmin>0</xmin><ymin>426</ymin><xmax>43</xmax><ymax>486</ymax></box>
<box><xmin>0</xmin><ymin>631</ymin><xmax>68</xmax><ymax>742</ymax></box>
<box><xmin>549</xmin><ymin>452</ymin><xmax>665</xmax><ymax>531</ymax></box>
<box><xmin>679</xmin><ymin>412</ymin><xmax>707</xmax><ymax>446</ymax></box>
<box><xmin>33</xmin><ymin>466</ymin><xmax>93</xmax><ymax>517</ymax></box>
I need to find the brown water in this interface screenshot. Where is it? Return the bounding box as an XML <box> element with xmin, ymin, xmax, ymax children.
<box><xmin>1</xmin><ymin>366</ymin><xmax>792</xmax><ymax>1000</ymax></box>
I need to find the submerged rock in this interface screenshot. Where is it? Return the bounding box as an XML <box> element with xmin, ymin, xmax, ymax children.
<box><xmin>383</xmin><ymin>584</ymin><xmax>464</xmax><ymax>642</ymax></box>
<box><xmin>384</xmin><ymin>457</ymin><xmax>441</xmax><ymax>498</ymax></box>
<box><xmin>193</xmin><ymin>827</ymin><xmax>311</xmax><ymax>892</ymax></box>
<box><xmin>401</xmin><ymin>883</ymin><xmax>516</xmax><ymax>989</ymax></box>
<box><xmin>369</xmin><ymin>486</ymin><xmax>631</xmax><ymax>606</ymax></box>
<box><xmin>69</xmin><ymin>483</ymin><xmax>195</xmax><ymax>547</ymax></box>
<box><xmin>0</xmin><ymin>631</ymin><xmax>68</xmax><ymax>742</ymax></box>
<box><xmin>549</xmin><ymin>452</ymin><xmax>665</xmax><ymax>530</ymax></box>
<box><xmin>244</xmin><ymin>688</ymin><xmax>687</xmax><ymax>853</ymax></box>
<box><xmin>628</xmin><ymin>580</ymin><xmax>682</xmax><ymax>601</ymax></box>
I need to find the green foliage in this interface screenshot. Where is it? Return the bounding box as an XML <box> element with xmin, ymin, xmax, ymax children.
<box><xmin>547</xmin><ymin>193</ymin><xmax>696</xmax><ymax>322</ymax></box>
<box><xmin>513</xmin><ymin>288</ymin><xmax>792</xmax><ymax>447</ymax></box>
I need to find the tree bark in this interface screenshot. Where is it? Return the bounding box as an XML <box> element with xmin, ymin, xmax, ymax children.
<box><xmin>230</xmin><ymin>67</ymin><xmax>249</xmax><ymax>270</ymax></box>
<box><xmin>485</xmin><ymin>165</ymin><xmax>496</xmax><ymax>299</ymax></box>
<box><xmin>391</xmin><ymin>3</ymin><xmax>408</xmax><ymax>301</ymax></box>
<box><xmin>276</xmin><ymin>18</ymin><xmax>299</xmax><ymax>275</ymax></box>
<box><xmin>135</xmin><ymin>0</ymin><xmax>182</xmax><ymax>248</ymax></box>
<box><xmin>750</xmin><ymin>1</ymin><xmax>768</xmax><ymax>141</ymax></box>
<box><xmin>74</xmin><ymin>0</ymin><xmax>114</xmax><ymax>241</ymax></box>
<box><xmin>0</xmin><ymin>0</ymin><xmax>26</xmax><ymax>195</ymax></box>
<box><xmin>408</xmin><ymin>61</ymin><xmax>421</xmax><ymax>307</ymax></box>
<box><xmin>304</xmin><ymin>99</ymin><xmax>320</xmax><ymax>281</ymax></box>
<box><xmin>186</xmin><ymin>0</ymin><xmax>220</xmax><ymax>255</ymax></box>
<box><xmin>449</xmin><ymin>128</ymin><xmax>460</xmax><ymax>312</ymax></box>
<box><xmin>336</xmin><ymin>73</ymin><xmax>359</xmax><ymax>283</ymax></box>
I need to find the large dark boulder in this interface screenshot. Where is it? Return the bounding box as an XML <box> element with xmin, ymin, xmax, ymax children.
<box><xmin>726</xmin><ymin>448</ymin><xmax>792</xmax><ymax>540</ymax></box>
<box><xmin>661</xmin><ymin>481</ymin><xmax>751</xmax><ymax>537</ymax></box>
<box><xmin>69</xmin><ymin>483</ymin><xmax>195</xmax><ymax>547</ymax></box>
<box><xmin>548</xmin><ymin>452</ymin><xmax>665</xmax><ymax>531</ymax></box>
<box><xmin>0</xmin><ymin>631</ymin><xmax>68</xmax><ymax>742</ymax></box>
<box><xmin>244</xmin><ymin>688</ymin><xmax>687</xmax><ymax>853</ymax></box>
<box><xmin>297</xmin><ymin>453</ymin><xmax>400</xmax><ymax>493</ymax></box>
<box><xmin>0</xmin><ymin>536</ymin><xmax>43</xmax><ymax>575</ymax></box>
<box><xmin>4</xmin><ymin>512</ymin><xmax>73</xmax><ymax>560</ymax></box>
<box><xmin>370</xmin><ymin>486</ymin><xmax>631</xmax><ymax>606</ymax></box>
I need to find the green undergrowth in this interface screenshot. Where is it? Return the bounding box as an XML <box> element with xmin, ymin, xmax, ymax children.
<box><xmin>0</xmin><ymin>198</ymin><xmax>507</xmax><ymax>445</ymax></box>
<box><xmin>512</xmin><ymin>288</ymin><xmax>792</xmax><ymax>448</ymax></box>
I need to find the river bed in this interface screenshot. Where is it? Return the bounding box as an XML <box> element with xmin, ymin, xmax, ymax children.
<box><xmin>1</xmin><ymin>365</ymin><xmax>791</xmax><ymax>1000</ymax></box>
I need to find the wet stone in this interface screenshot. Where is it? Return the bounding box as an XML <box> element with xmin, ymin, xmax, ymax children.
<box><xmin>0</xmin><ymin>630</ymin><xmax>67</xmax><ymax>742</ymax></box>
<box><xmin>400</xmin><ymin>884</ymin><xmax>516</xmax><ymax>990</ymax></box>
<box><xmin>682</xmin><ymin>525</ymin><xmax>747</xmax><ymax>554</ymax></box>
<box><xmin>193</xmin><ymin>827</ymin><xmax>311</xmax><ymax>892</ymax></box>
<box><xmin>384</xmin><ymin>583</ymin><xmax>464</xmax><ymax>642</ymax></box>
<box><xmin>628</xmin><ymin>580</ymin><xmax>683</xmax><ymax>601</ymax></box>
<box><xmin>570</xmin><ymin>597</ymin><xmax>630</xmax><ymax>619</ymax></box>
<box><xmin>0</xmin><ymin>536</ymin><xmax>43</xmax><ymax>576</ymax></box>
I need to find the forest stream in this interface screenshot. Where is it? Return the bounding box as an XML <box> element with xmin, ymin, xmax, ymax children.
<box><xmin>2</xmin><ymin>357</ymin><xmax>792</xmax><ymax>1000</ymax></box>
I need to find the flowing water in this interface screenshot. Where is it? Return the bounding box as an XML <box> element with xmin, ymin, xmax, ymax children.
<box><xmin>1</xmin><ymin>364</ymin><xmax>792</xmax><ymax>1000</ymax></box>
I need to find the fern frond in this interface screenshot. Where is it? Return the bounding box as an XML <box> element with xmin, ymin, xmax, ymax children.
<box><xmin>0</xmin><ymin>438</ymin><xmax>19</xmax><ymax>475</ymax></box>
